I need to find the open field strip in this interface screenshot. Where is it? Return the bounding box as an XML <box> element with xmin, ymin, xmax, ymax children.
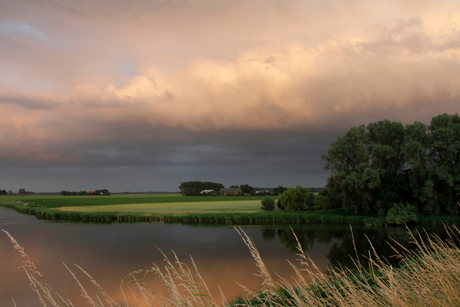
<box><xmin>0</xmin><ymin>194</ymin><xmax>269</xmax><ymax>208</ymax></box>
<box><xmin>56</xmin><ymin>200</ymin><xmax>262</xmax><ymax>214</ymax></box>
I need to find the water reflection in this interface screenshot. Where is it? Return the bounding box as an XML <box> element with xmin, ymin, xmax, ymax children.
<box><xmin>0</xmin><ymin>206</ymin><xmax>455</xmax><ymax>307</ymax></box>
<box><xmin>260</xmin><ymin>225</ymin><xmax>458</xmax><ymax>270</ymax></box>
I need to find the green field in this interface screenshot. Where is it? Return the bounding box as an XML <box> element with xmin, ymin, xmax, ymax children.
<box><xmin>58</xmin><ymin>200</ymin><xmax>263</xmax><ymax>214</ymax></box>
<box><xmin>0</xmin><ymin>194</ymin><xmax>271</xmax><ymax>214</ymax></box>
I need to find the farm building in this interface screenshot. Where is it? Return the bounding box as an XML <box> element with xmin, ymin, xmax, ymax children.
<box><xmin>219</xmin><ymin>188</ymin><xmax>243</xmax><ymax>195</ymax></box>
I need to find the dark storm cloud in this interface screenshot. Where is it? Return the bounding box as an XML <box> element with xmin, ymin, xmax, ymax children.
<box><xmin>0</xmin><ymin>91</ymin><xmax>62</xmax><ymax>110</ymax></box>
<box><xmin>1</xmin><ymin>0</ymin><xmax>460</xmax><ymax>191</ymax></box>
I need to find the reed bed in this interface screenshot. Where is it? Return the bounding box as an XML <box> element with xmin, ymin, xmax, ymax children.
<box><xmin>3</xmin><ymin>225</ymin><xmax>460</xmax><ymax>307</ymax></box>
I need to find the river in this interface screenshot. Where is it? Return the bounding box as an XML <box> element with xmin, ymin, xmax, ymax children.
<box><xmin>0</xmin><ymin>206</ymin><xmax>450</xmax><ymax>306</ymax></box>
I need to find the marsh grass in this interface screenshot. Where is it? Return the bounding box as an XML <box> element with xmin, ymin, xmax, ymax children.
<box><xmin>3</xmin><ymin>225</ymin><xmax>460</xmax><ymax>306</ymax></box>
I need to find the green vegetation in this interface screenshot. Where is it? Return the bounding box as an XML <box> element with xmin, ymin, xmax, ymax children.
<box><xmin>322</xmin><ymin>113</ymin><xmax>460</xmax><ymax>217</ymax></box>
<box><xmin>4</xmin><ymin>227</ymin><xmax>460</xmax><ymax>306</ymax></box>
<box><xmin>0</xmin><ymin>194</ymin><xmax>265</xmax><ymax>208</ymax></box>
<box><xmin>386</xmin><ymin>202</ymin><xmax>419</xmax><ymax>225</ymax></box>
<box><xmin>277</xmin><ymin>186</ymin><xmax>315</xmax><ymax>211</ymax></box>
<box><xmin>1</xmin><ymin>193</ymin><xmax>460</xmax><ymax>225</ymax></box>
<box><xmin>178</xmin><ymin>181</ymin><xmax>224</xmax><ymax>195</ymax></box>
<box><xmin>261</xmin><ymin>196</ymin><xmax>275</xmax><ymax>211</ymax></box>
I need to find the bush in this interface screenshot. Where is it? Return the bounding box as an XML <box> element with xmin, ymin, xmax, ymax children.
<box><xmin>314</xmin><ymin>194</ymin><xmax>331</xmax><ymax>212</ymax></box>
<box><xmin>260</xmin><ymin>196</ymin><xmax>275</xmax><ymax>211</ymax></box>
<box><xmin>386</xmin><ymin>202</ymin><xmax>419</xmax><ymax>225</ymax></box>
<box><xmin>278</xmin><ymin>186</ymin><xmax>315</xmax><ymax>211</ymax></box>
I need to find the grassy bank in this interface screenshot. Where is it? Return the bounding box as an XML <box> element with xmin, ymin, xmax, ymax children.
<box><xmin>3</xmin><ymin>226</ymin><xmax>460</xmax><ymax>306</ymax></box>
<box><xmin>1</xmin><ymin>195</ymin><xmax>460</xmax><ymax>225</ymax></box>
<box><xmin>0</xmin><ymin>199</ymin><xmax>365</xmax><ymax>224</ymax></box>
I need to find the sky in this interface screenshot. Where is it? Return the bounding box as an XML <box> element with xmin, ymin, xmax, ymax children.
<box><xmin>0</xmin><ymin>0</ymin><xmax>459</xmax><ymax>192</ymax></box>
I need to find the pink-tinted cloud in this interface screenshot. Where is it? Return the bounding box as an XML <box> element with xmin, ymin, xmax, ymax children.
<box><xmin>0</xmin><ymin>0</ymin><xmax>459</xmax><ymax>190</ymax></box>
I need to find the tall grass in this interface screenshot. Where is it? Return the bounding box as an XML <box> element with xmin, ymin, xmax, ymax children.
<box><xmin>3</xmin><ymin>226</ymin><xmax>460</xmax><ymax>306</ymax></box>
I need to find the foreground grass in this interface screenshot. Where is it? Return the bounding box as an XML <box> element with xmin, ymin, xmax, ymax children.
<box><xmin>3</xmin><ymin>226</ymin><xmax>460</xmax><ymax>306</ymax></box>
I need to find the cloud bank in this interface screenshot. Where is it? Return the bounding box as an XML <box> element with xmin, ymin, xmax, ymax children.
<box><xmin>0</xmin><ymin>0</ymin><xmax>459</xmax><ymax>191</ymax></box>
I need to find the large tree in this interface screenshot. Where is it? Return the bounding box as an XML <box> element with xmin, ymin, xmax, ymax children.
<box><xmin>404</xmin><ymin>121</ymin><xmax>438</xmax><ymax>214</ymax></box>
<box><xmin>429</xmin><ymin>114</ymin><xmax>460</xmax><ymax>215</ymax></box>
<box><xmin>322</xmin><ymin>120</ymin><xmax>408</xmax><ymax>215</ymax></box>
<box><xmin>323</xmin><ymin>114</ymin><xmax>460</xmax><ymax>216</ymax></box>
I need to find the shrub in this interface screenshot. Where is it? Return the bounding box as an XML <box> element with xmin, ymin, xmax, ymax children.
<box><xmin>276</xmin><ymin>199</ymin><xmax>283</xmax><ymax>210</ymax></box>
<box><xmin>261</xmin><ymin>196</ymin><xmax>275</xmax><ymax>211</ymax></box>
<box><xmin>386</xmin><ymin>202</ymin><xmax>419</xmax><ymax>225</ymax></box>
<box><xmin>278</xmin><ymin>186</ymin><xmax>315</xmax><ymax>211</ymax></box>
<box><xmin>313</xmin><ymin>194</ymin><xmax>331</xmax><ymax>212</ymax></box>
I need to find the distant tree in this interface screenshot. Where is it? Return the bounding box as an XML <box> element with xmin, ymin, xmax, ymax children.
<box><xmin>0</xmin><ymin>189</ymin><xmax>7</xmax><ymax>195</ymax></box>
<box><xmin>239</xmin><ymin>184</ymin><xmax>254</xmax><ymax>195</ymax></box>
<box><xmin>260</xmin><ymin>196</ymin><xmax>275</xmax><ymax>211</ymax></box>
<box><xmin>230</xmin><ymin>185</ymin><xmax>239</xmax><ymax>188</ymax></box>
<box><xmin>95</xmin><ymin>189</ymin><xmax>110</xmax><ymax>195</ymax></box>
<box><xmin>178</xmin><ymin>181</ymin><xmax>224</xmax><ymax>196</ymax></box>
<box><xmin>18</xmin><ymin>188</ymin><xmax>26</xmax><ymax>195</ymax></box>
<box><xmin>273</xmin><ymin>185</ymin><xmax>286</xmax><ymax>196</ymax></box>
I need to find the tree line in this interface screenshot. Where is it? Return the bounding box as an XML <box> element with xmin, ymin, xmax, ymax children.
<box><xmin>179</xmin><ymin>182</ymin><xmax>296</xmax><ymax>196</ymax></box>
<box><xmin>321</xmin><ymin>113</ymin><xmax>459</xmax><ymax>216</ymax></box>
<box><xmin>60</xmin><ymin>189</ymin><xmax>110</xmax><ymax>196</ymax></box>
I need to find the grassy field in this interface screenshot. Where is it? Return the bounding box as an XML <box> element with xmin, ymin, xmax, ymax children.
<box><xmin>2</xmin><ymin>194</ymin><xmax>460</xmax><ymax>225</ymax></box>
<box><xmin>0</xmin><ymin>194</ymin><xmax>270</xmax><ymax>212</ymax></box>
<box><xmin>57</xmin><ymin>200</ymin><xmax>263</xmax><ymax>214</ymax></box>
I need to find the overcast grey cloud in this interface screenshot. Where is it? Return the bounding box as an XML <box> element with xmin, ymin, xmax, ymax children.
<box><xmin>0</xmin><ymin>0</ymin><xmax>459</xmax><ymax>192</ymax></box>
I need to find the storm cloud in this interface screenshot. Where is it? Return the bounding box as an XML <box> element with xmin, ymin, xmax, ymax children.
<box><xmin>0</xmin><ymin>0</ymin><xmax>459</xmax><ymax>191</ymax></box>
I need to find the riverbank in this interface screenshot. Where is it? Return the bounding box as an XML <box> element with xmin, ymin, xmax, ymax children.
<box><xmin>1</xmin><ymin>197</ymin><xmax>460</xmax><ymax>226</ymax></box>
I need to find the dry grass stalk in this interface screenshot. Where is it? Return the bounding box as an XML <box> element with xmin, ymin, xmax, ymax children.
<box><xmin>235</xmin><ymin>227</ymin><xmax>276</xmax><ymax>296</ymax></box>
<box><xmin>75</xmin><ymin>264</ymin><xmax>121</xmax><ymax>307</ymax></box>
<box><xmin>2</xmin><ymin>229</ymin><xmax>64</xmax><ymax>307</ymax></box>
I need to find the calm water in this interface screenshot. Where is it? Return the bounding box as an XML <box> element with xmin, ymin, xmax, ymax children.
<box><xmin>0</xmin><ymin>206</ymin><xmax>450</xmax><ymax>306</ymax></box>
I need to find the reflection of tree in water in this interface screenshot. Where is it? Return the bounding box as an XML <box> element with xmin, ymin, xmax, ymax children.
<box><xmin>327</xmin><ymin>226</ymin><xmax>456</xmax><ymax>269</ymax></box>
<box><xmin>261</xmin><ymin>227</ymin><xmax>347</xmax><ymax>253</ymax></box>
<box><xmin>261</xmin><ymin>228</ymin><xmax>276</xmax><ymax>241</ymax></box>
<box><xmin>327</xmin><ymin>228</ymin><xmax>391</xmax><ymax>269</ymax></box>
<box><xmin>260</xmin><ymin>225</ymin><xmax>457</xmax><ymax>270</ymax></box>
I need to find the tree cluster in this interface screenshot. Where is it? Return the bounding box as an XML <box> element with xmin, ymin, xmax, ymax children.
<box><xmin>277</xmin><ymin>185</ymin><xmax>315</xmax><ymax>211</ymax></box>
<box><xmin>322</xmin><ymin>113</ymin><xmax>460</xmax><ymax>216</ymax></box>
<box><xmin>0</xmin><ymin>189</ymin><xmax>7</xmax><ymax>195</ymax></box>
<box><xmin>60</xmin><ymin>189</ymin><xmax>110</xmax><ymax>196</ymax></box>
<box><xmin>229</xmin><ymin>184</ymin><xmax>254</xmax><ymax>194</ymax></box>
<box><xmin>178</xmin><ymin>181</ymin><xmax>224</xmax><ymax>196</ymax></box>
